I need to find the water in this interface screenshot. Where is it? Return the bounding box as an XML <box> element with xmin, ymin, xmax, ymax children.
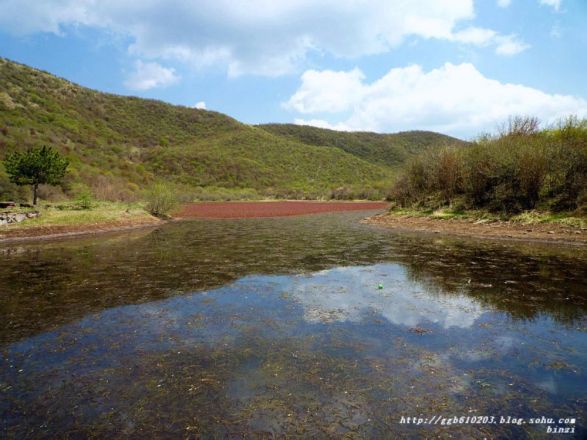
<box><xmin>1</xmin><ymin>211</ymin><xmax>586</xmax><ymax>438</ymax></box>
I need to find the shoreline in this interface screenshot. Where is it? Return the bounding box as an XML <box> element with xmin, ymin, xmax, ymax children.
<box><xmin>0</xmin><ymin>217</ymin><xmax>164</xmax><ymax>244</ymax></box>
<box><xmin>4</xmin><ymin>201</ymin><xmax>585</xmax><ymax>246</ymax></box>
<box><xmin>175</xmin><ymin>200</ymin><xmax>389</xmax><ymax>219</ymax></box>
<box><xmin>0</xmin><ymin>201</ymin><xmax>388</xmax><ymax>244</ymax></box>
<box><xmin>363</xmin><ymin>213</ymin><xmax>587</xmax><ymax>246</ymax></box>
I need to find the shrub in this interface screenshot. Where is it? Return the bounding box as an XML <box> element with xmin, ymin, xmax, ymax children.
<box><xmin>434</xmin><ymin>147</ymin><xmax>463</xmax><ymax>204</ymax></box>
<box><xmin>464</xmin><ymin>144</ymin><xmax>496</xmax><ymax>207</ymax></box>
<box><xmin>389</xmin><ymin>175</ymin><xmax>413</xmax><ymax>206</ymax></box>
<box><xmin>390</xmin><ymin>115</ymin><xmax>587</xmax><ymax>215</ymax></box>
<box><xmin>144</xmin><ymin>182</ymin><xmax>178</xmax><ymax>217</ymax></box>
<box><xmin>74</xmin><ymin>189</ymin><xmax>94</xmax><ymax>210</ymax></box>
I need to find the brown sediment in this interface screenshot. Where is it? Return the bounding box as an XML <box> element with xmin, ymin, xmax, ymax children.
<box><xmin>363</xmin><ymin>213</ymin><xmax>587</xmax><ymax>245</ymax></box>
<box><xmin>175</xmin><ymin>201</ymin><xmax>389</xmax><ymax>219</ymax></box>
<box><xmin>0</xmin><ymin>216</ymin><xmax>163</xmax><ymax>243</ymax></box>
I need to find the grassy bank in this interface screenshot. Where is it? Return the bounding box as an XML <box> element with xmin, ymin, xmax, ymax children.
<box><xmin>366</xmin><ymin>206</ymin><xmax>586</xmax><ymax>245</ymax></box>
<box><xmin>387</xmin><ymin>206</ymin><xmax>586</xmax><ymax>228</ymax></box>
<box><xmin>0</xmin><ymin>201</ymin><xmax>160</xmax><ymax>239</ymax></box>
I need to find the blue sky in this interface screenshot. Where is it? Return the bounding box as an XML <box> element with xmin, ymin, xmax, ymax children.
<box><xmin>0</xmin><ymin>0</ymin><xmax>585</xmax><ymax>138</ymax></box>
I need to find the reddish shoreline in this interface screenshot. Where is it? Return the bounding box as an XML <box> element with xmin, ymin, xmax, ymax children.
<box><xmin>175</xmin><ymin>201</ymin><xmax>389</xmax><ymax>219</ymax></box>
<box><xmin>0</xmin><ymin>201</ymin><xmax>388</xmax><ymax>243</ymax></box>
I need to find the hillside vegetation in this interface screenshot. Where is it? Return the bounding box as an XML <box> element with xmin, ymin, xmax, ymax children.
<box><xmin>390</xmin><ymin>116</ymin><xmax>587</xmax><ymax>217</ymax></box>
<box><xmin>1</xmin><ymin>58</ymin><xmax>583</xmax><ymax>229</ymax></box>
<box><xmin>259</xmin><ymin>123</ymin><xmax>468</xmax><ymax>168</ymax></box>
<box><xmin>1</xmin><ymin>58</ymin><xmax>420</xmax><ymax>202</ymax></box>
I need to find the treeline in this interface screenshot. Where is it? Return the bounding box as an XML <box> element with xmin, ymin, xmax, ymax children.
<box><xmin>390</xmin><ymin>116</ymin><xmax>587</xmax><ymax>214</ymax></box>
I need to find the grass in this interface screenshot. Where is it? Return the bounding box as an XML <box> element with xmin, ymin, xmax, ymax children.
<box><xmin>387</xmin><ymin>205</ymin><xmax>586</xmax><ymax>227</ymax></box>
<box><xmin>1</xmin><ymin>202</ymin><xmax>155</xmax><ymax>230</ymax></box>
<box><xmin>509</xmin><ymin>211</ymin><xmax>587</xmax><ymax>228</ymax></box>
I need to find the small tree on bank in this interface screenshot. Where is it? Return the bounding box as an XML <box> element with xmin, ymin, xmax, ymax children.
<box><xmin>3</xmin><ymin>146</ymin><xmax>69</xmax><ymax>205</ymax></box>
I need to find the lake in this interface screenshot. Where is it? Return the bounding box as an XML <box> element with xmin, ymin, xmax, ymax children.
<box><xmin>1</xmin><ymin>211</ymin><xmax>586</xmax><ymax>438</ymax></box>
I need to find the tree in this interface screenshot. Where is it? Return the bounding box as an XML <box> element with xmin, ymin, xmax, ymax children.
<box><xmin>3</xmin><ymin>146</ymin><xmax>69</xmax><ymax>205</ymax></box>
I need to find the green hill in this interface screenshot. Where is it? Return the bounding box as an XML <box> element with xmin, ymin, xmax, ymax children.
<box><xmin>259</xmin><ymin>124</ymin><xmax>469</xmax><ymax>168</ymax></box>
<box><xmin>0</xmin><ymin>58</ymin><xmax>465</xmax><ymax>202</ymax></box>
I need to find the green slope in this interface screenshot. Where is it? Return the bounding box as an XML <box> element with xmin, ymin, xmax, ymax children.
<box><xmin>0</xmin><ymin>58</ymin><xmax>465</xmax><ymax>202</ymax></box>
<box><xmin>0</xmin><ymin>58</ymin><xmax>393</xmax><ymax>200</ymax></box>
<box><xmin>259</xmin><ymin>123</ymin><xmax>469</xmax><ymax>168</ymax></box>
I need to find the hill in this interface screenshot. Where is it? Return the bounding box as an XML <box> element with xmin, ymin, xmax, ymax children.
<box><xmin>259</xmin><ymin>124</ymin><xmax>468</xmax><ymax>168</ymax></box>
<box><xmin>0</xmin><ymin>58</ymin><xmax>464</xmax><ymax>202</ymax></box>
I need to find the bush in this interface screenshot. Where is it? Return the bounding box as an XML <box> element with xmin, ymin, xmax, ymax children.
<box><xmin>144</xmin><ymin>182</ymin><xmax>178</xmax><ymax>217</ymax></box>
<box><xmin>434</xmin><ymin>147</ymin><xmax>463</xmax><ymax>204</ymax></box>
<box><xmin>390</xmin><ymin>115</ymin><xmax>587</xmax><ymax>215</ymax></box>
<box><xmin>74</xmin><ymin>189</ymin><xmax>94</xmax><ymax>210</ymax></box>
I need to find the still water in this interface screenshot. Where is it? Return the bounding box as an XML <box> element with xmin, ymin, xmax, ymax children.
<box><xmin>1</xmin><ymin>211</ymin><xmax>586</xmax><ymax>438</ymax></box>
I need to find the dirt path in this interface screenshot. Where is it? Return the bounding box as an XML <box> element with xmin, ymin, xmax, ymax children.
<box><xmin>364</xmin><ymin>213</ymin><xmax>587</xmax><ymax>245</ymax></box>
<box><xmin>176</xmin><ymin>201</ymin><xmax>389</xmax><ymax>218</ymax></box>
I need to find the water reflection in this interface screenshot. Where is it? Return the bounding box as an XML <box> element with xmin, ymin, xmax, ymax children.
<box><xmin>1</xmin><ymin>212</ymin><xmax>586</xmax><ymax>437</ymax></box>
<box><xmin>289</xmin><ymin>265</ymin><xmax>484</xmax><ymax>328</ymax></box>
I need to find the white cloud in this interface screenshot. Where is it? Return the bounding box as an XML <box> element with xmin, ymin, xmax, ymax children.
<box><xmin>497</xmin><ymin>0</ymin><xmax>512</xmax><ymax>7</ymax></box>
<box><xmin>539</xmin><ymin>0</ymin><xmax>562</xmax><ymax>11</ymax></box>
<box><xmin>285</xmin><ymin>68</ymin><xmax>365</xmax><ymax>113</ymax></box>
<box><xmin>124</xmin><ymin>60</ymin><xmax>179</xmax><ymax>90</ymax></box>
<box><xmin>448</xmin><ymin>27</ymin><xmax>529</xmax><ymax>55</ymax></box>
<box><xmin>450</xmin><ymin>27</ymin><xmax>497</xmax><ymax>45</ymax></box>
<box><xmin>286</xmin><ymin>63</ymin><xmax>587</xmax><ymax>137</ymax></box>
<box><xmin>494</xmin><ymin>35</ymin><xmax>531</xmax><ymax>55</ymax></box>
<box><xmin>293</xmin><ymin>118</ymin><xmax>352</xmax><ymax>132</ymax></box>
<box><xmin>0</xmin><ymin>0</ymin><xmax>527</xmax><ymax>76</ymax></box>
<box><xmin>193</xmin><ymin>101</ymin><xmax>207</xmax><ymax>110</ymax></box>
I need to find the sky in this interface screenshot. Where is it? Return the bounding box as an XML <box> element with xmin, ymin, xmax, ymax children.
<box><xmin>0</xmin><ymin>0</ymin><xmax>586</xmax><ymax>139</ymax></box>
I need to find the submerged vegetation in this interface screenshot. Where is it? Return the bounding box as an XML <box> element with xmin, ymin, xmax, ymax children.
<box><xmin>390</xmin><ymin>116</ymin><xmax>587</xmax><ymax>217</ymax></box>
<box><xmin>2</xmin><ymin>213</ymin><xmax>586</xmax><ymax>437</ymax></box>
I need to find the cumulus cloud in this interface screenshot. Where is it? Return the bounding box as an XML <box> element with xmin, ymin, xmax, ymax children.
<box><xmin>285</xmin><ymin>68</ymin><xmax>366</xmax><ymax>113</ymax></box>
<box><xmin>193</xmin><ymin>101</ymin><xmax>207</xmax><ymax>110</ymax></box>
<box><xmin>497</xmin><ymin>0</ymin><xmax>512</xmax><ymax>7</ymax></box>
<box><xmin>124</xmin><ymin>60</ymin><xmax>179</xmax><ymax>90</ymax></box>
<box><xmin>287</xmin><ymin>63</ymin><xmax>587</xmax><ymax>137</ymax></box>
<box><xmin>0</xmin><ymin>0</ymin><xmax>526</xmax><ymax>76</ymax></box>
